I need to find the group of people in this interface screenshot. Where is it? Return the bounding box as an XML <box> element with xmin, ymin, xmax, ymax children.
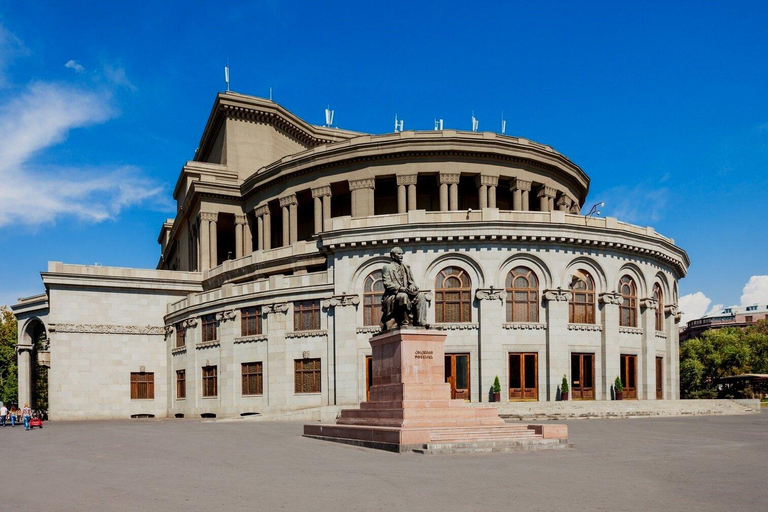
<box><xmin>0</xmin><ymin>403</ymin><xmax>33</xmax><ymax>430</ymax></box>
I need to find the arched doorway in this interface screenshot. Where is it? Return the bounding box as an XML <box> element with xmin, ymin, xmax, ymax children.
<box><xmin>19</xmin><ymin>319</ymin><xmax>49</xmax><ymax>413</ymax></box>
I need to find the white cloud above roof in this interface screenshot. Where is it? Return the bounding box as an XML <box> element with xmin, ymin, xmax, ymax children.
<box><xmin>740</xmin><ymin>275</ymin><xmax>768</xmax><ymax>306</ymax></box>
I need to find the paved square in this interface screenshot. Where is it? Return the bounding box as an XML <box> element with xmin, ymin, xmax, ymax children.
<box><xmin>3</xmin><ymin>413</ymin><xmax>765</xmax><ymax>511</ymax></box>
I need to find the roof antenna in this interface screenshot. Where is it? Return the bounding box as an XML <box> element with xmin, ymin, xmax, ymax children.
<box><xmin>501</xmin><ymin>112</ymin><xmax>506</xmax><ymax>135</ymax></box>
<box><xmin>224</xmin><ymin>58</ymin><xmax>230</xmax><ymax>92</ymax></box>
<box><xmin>269</xmin><ymin>87</ymin><xmax>273</xmax><ymax>101</ymax></box>
<box><xmin>394</xmin><ymin>114</ymin><xmax>404</xmax><ymax>133</ymax></box>
<box><xmin>434</xmin><ymin>118</ymin><xmax>443</xmax><ymax>131</ymax></box>
<box><xmin>471</xmin><ymin>111</ymin><xmax>479</xmax><ymax>132</ymax></box>
<box><xmin>325</xmin><ymin>106</ymin><xmax>334</xmax><ymax>127</ymax></box>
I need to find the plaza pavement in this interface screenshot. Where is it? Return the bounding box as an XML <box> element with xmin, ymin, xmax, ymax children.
<box><xmin>2</xmin><ymin>412</ymin><xmax>765</xmax><ymax>512</ymax></box>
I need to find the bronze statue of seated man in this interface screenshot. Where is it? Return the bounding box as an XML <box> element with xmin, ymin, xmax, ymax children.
<box><xmin>380</xmin><ymin>247</ymin><xmax>428</xmax><ymax>331</ymax></box>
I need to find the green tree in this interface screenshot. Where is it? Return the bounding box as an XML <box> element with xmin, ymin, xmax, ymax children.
<box><xmin>0</xmin><ymin>306</ymin><xmax>19</xmax><ymax>405</ymax></box>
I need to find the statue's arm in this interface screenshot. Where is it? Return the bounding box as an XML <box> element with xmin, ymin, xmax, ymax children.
<box><xmin>405</xmin><ymin>265</ymin><xmax>420</xmax><ymax>292</ymax></box>
<box><xmin>381</xmin><ymin>266</ymin><xmax>401</xmax><ymax>294</ymax></box>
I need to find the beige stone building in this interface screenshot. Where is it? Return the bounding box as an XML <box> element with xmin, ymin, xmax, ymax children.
<box><xmin>12</xmin><ymin>92</ymin><xmax>688</xmax><ymax>420</ymax></box>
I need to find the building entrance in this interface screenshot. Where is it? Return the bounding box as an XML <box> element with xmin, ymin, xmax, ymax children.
<box><xmin>570</xmin><ymin>353</ymin><xmax>595</xmax><ymax>400</ymax></box>
<box><xmin>656</xmin><ymin>357</ymin><xmax>663</xmax><ymax>399</ymax></box>
<box><xmin>620</xmin><ymin>354</ymin><xmax>638</xmax><ymax>399</ymax></box>
<box><xmin>365</xmin><ymin>356</ymin><xmax>373</xmax><ymax>402</ymax></box>
<box><xmin>508</xmin><ymin>352</ymin><xmax>538</xmax><ymax>401</ymax></box>
<box><xmin>444</xmin><ymin>353</ymin><xmax>470</xmax><ymax>400</ymax></box>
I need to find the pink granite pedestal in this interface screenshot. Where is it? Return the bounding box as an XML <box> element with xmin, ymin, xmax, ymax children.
<box><xmin>304</xmin><ymin>329</ymin><xmax>568</xmax><ymax>453</ymax></box>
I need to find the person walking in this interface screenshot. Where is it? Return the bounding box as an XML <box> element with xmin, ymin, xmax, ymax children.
<box><xmin>9</xmin><ymin>405</ymin><xmax>16</xmax><ymax>427</ymax></box>
<box><xmin>22</xmin><ymin>404</ymin><xmax>32</xmax><ymax>431</ymax></box>
<box><xmin>0</xmin><ymin>404</ymin><xmax>7</xmax><ymax>427</ymax></box>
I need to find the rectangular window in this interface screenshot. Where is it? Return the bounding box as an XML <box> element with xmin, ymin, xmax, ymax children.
<box><xmin>241</xmin><ymin>307</ymin><xmax>262</xmax><ymax>336</ymax></box>
<box><xmin>175</xmin><ymin>322</ymin><xmax>186</xmax><ymax>348</ymax></box>
<box><xmin>202</xmin><ymin>365</ymin><xmax>218</xmax><ymax>397</ymax></box>
<box><xmin>176</xmin><ymin>369</ymin><xmax>186</xmax><ymax>399</ymax></box>
<box><xmin>130</xmin><ymin>372</ymin><xmax>154</xmax><ymax>400</ymax></box>
<box><xmin>202</xmin><ymin>314</ymin><xmax>217</xmax><ymax>342</ymax></box>
<box><xmin>746</xmin><ymin>315</ymin><xmax>753</xmax><ymax>323</ymax></box>
<box><xmin>241</xmin><ymin>362</ymin><xmax>263</xmax><ymax>396</ymax></box>
<box><xmin>294</xmin><ymin>300</ymin><xmax>321</xmax><ymax>331</ymax></box>
<box><xmin>294</xmin><ymin>358</ymin><xmax>321</xmax><ymax>393</ymax></box>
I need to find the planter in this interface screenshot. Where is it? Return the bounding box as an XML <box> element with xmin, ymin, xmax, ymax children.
<box><xmin>615</xmin><ymin>391</ymin><xmax>623</xmax><ymax>400</ymax></box>
<box><xmin>561</xmin><ymin>391</ymin><xmax>569</xmax><ymax>401</ymax></box>
<box><xmin>492</xmin><ymin>392</ymin><xmax>500</xmax><ymax>402</ymax></box>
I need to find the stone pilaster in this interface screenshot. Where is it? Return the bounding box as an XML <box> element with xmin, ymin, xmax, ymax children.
<box><xmin>476</xmin><ymin>288</ymin><xmax>507</xmax><ymax>402</ymax></box>
<box><xmin>665</xmin><ymin>303</ymin><xmax>680</xmax><ymax>399</ymax></box>
<box><xmin>511</xmin><ymin>178</ymin><xmax>532</xmax><ymax>211</ymax></box>
<box><xmin>599</xmin><ymin>292</ymin><xmax>622</xmax><ymax>399</ymax></box>
<box><xmin>264</xmin><ymin>302</ymin><xmax>289</xmax><ymax>407</ymax></box>
<box><xmin>16</xmin><ymin>344</ymin><xmax>34</xmax><ymax>407</ymax></box>
<box><xmin>321</xmin><ymin>294</ymin><xmax>361</xmax><ymax>406</ymax></box>
<box><xmin>640</xmin><ymin>297</ymin><xmax>659</xmax><ymax>400</ymax></box>
<box><xmin>349</xmin><ymin>178</ymin><xmax>375</xmax><ymax>218</ymax></box>
<box><xmin>476</xmin><ymin>175</ymin><xmax>498</xmax><ymax>209</ymax></box>
<box><xmin>543</xmin><ymin>288</ymin><xmax>572</xmax><ymax>401</ymax></box>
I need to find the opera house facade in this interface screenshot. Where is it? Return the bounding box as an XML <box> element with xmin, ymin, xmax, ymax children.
<box><xmin>12</xmin><ymin>92</ymin><xmax>688</xmax><ymax>420</ymax></box>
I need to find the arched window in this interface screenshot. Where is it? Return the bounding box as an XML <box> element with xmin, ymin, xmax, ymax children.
<box><xmin>363</xmin><ymin>270</ymin><xmax>384</xmax><ymax>326</ymax></box>
<box><xmin>506</xmin><ymin>266</ymin><xmax>539</xmax><ymax>322</ymax></box>
<box><xmin>569</xmin><ymin>270</ymin><xmax>595</xmax><ymax>324</ymax></box>
<box><xmin>619</xmin><ymin>275</ymin><xmax>638</xmax><ymax>327</ymax></box>
<box><xmin>653</xmin><ymin>283</ymin><xmax>664</xmax><ymax>332</ymax></box>
<box><xmin>435</xmin><ymin>266</ymin><xmax>472</xmax><ymax>323</ymax></box>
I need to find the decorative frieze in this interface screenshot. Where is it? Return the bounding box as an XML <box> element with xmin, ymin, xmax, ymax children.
<box><xmin>356</xmin><ymin>326</ymin><xmax>382</xmax><ymax>334</ymax></box>
<box><xmin>311</xmin><ymin>185</ymin><xmax>332</xmax><ymax>198</ymax></box>
<box><xmin>475</xmin><ymin>288</ymin><xmax>507</xmax><ymax>302</ymax></box>
<box><xmin>503</xmin><ymin>322</ymin><xmax>546</xmax><ymax>330</ymax></box>
<box><xmin>348</xmin><ymin>178</ymin><xmax>376</xmax><ymax>190</ymax></box>
<box><xmin>278</xmin><ymin>194</ymin><xmax>297</xmax><ymax>207</ymax></box>
<box><xmin>321</xmin><ymin>294</ymin><xmax>361</xmax><ymax>309</ymax></box>
<box><xmin>537</xmin><ymin>186</ymin><xmax>557</xmax><ymax>199</ymax></box>
<box><xmin>655</xmin><ymin>331</ymin><xmax>668</xmax><ymax>339</ymax></box>
<box><xmin>599</xmin><ymin>292</ymin><xmax>623</xmax><ymax>305</ymax></box>
<box><xmin>438</xmin><ymin>173</ymin><xmax>460</xmax><ymax>185</ymax></box>
<box><xmin>396</xmin><ymin>174</ymin><xmax>418</xmax><ymax>186</ymax></box>
<box><xmin>619</xmin><ymin>326</ymin><xmax>644</xmax><ymax>335</ymax></box>
<box><xmin>475</xmin><ymin>174</ymin><xmax>498</xmax><ymax>187</ymax></box>
<box><xmin>263</xmin><ymin>303</ymin><xmax>289</xmax><ymax>314</ymax></box>
<box><xmin>286</xmin><ymin>330</ymin><xmax>327</xmax><ymax>339</ymax></box>
<box><xmin>568</xmin><ymin>324</ymin><xmax>603</xmax><ymax>332</ymax></box>
<box><xmin>195</xmin><ymin>340</ymin><xmax>220</xmax><ymax>349</ymax></box>
<box><xmin>50</xmin><ymin>323</ymin><xmax>165</xmax><ymax>335</ymax></box>
<box><xmin>171</xmin><ymin>347</ymin><xmax>187</xmax><ymax>356</ymax></box>
<box><xmin>510</xmin><ymin>178</ymin><xmax>532</xmax><ymax>192</ymax></box>
<box><xmin>234</xmin><ymin>334</ymin><xmax>268</xmax><ymax>344</ymax></box>
<box><xmin>200</xmin><ymin>212</ymin><xmax>218</xmax><ymax>222</ymax></box>
<box><xmin>433</xmin><ymin>323</ymin><xmax>479</xmax><ymax>331</ymax></box>
<box><xmin>543</xmin><ymin>288</ymin><xmax>572</xmax><ymax>302</ymax></box>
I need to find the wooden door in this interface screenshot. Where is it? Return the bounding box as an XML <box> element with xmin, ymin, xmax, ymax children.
<box><xmin>508</xmin><ymin>353</ymin><xmax>538</xmax><ymax>401</ymax></box>
<box><xmin>620</xmin><ymin>354</ymin><xmax>638</xmax><ymax>399</ymax></box>
<box><xmin>656</xmin><ymin>357</ymin><xmax>663</xmax><ymax>399</ymax></box>
<box><xmin>571</xmin><ymin>353</ymin><xmax>595</xmax><ymax>400</ymax></box>
<box><xmin>365</xmin><ymin>356</ymin><xmax>373</xmax><ymax>402</ymax></box>
<box><xmin>445</xmin><ymin>353</ymin><xmax>470</xmax><ymax>400</ymax></box>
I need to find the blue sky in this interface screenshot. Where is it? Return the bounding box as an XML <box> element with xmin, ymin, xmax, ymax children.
<box><xmin>0</xmin><ymin>1</ymin><xmax>766</xmax><ymax>322</ymax></box>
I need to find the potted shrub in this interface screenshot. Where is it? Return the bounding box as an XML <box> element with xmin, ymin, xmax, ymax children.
<box><xmin>615</xmin><ymin>375</ymin><xmax>624</xmax><ymax>400</ymax></box>
<box><xmin>492</xmin><ymin>375</ymin><xmax>501</xmax><ymax>402</ymax></box>
<box><xmin>561</xmin><ymin>374</ymin><xmax>569</xmax><ymax>401</ymax></box>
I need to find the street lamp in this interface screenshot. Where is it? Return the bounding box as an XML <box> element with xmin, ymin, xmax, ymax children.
<box><xmin>585</xmin><ymin>201</ymin><xmax>605</xmax><ymax>224</ymax></box>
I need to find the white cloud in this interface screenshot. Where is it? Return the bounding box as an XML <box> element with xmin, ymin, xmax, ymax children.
<box><xmin>0</xmin><ymin>28</ymin><xmax>168</xmax><ymax>228</ymax></box>
<box><xmin>679</xmin><ymin>291</ymin><xmax>711</xmax><ymax>326</ymax></box>
<box><xmin>64</xmin><ymin>59</ymin><xmax>85</xmax><ymax>73</ymax></box>
<box><xmin>103</xmin><ymin>64</ymin><xmax>137</xmax><ymax>92</ymax></box>
<box><xmin>0</xmin><ymin>24</ymin><xmax>29</xmax><ymax>86</ymax></box>
<box><xmin>740</xmin><ymin>275</ymin><xmax>768</xmax><ymax>305</ymax></box>
<box><xmin>594</xmin><ymin>182</ymin><xmax>669</xmax><ymax>225</ymax></box>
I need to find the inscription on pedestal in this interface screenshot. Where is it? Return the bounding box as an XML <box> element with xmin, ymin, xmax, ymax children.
<box><xmin>415</xmin><ymin>350</ymin><xmax>433</xmax><ymax>359</ymax></box>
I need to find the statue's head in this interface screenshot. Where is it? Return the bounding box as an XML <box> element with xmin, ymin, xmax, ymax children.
<box><xmin>390</xmin><ymin>246</ymin><xmax>404</xmax><ymax>263</ymax></box>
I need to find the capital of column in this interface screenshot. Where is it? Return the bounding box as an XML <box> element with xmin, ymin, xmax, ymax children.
<box><xmin>234</xmin><ymin>214</ymin><xmax>247</xmax><ymax>225</ymax></box>
<box><xmin>200</xmin><ymin>212</ymin><xmax>218</xmax><ymax>222</ymax></box>
<box><xmin>183</xmin><ymin>317</ymin><xmax>199</xmax><ymax>328</ymax></box>
<box><xmin>321</xmin><ymin>294</ymin><xmax>361</xmax><ymax>309</ymax></box>
<box><xmin>570</xmin><ymin>201</ymin><xmax>581</xmax><ymax>214</ymax></box>
<box><xmin>599</xmin><ymin>292</ymin><xmax>623</xmax><ymax>305</ymax></box>
<box><xmin>15</xmin><ymin>343</ymin><xmax>34</xmax><ymax>354</ymax></box>
<box><xmin>279</xmin><ymin>194</ymin><xmax>297</xmax><ymax>208</ymax></box>
<box><xmin>263</xmin><ymin>302</ymin><xmax>289</xmax><ymax>314</ymax></box>
<box><xmin>510</xmin><ymin>178</ymin><xmax>532</xmax><ymax>192</ymax></box>
<box><xmin>543</xmin><ymin>288</ymin><xmax>573</xmax><ymax>302</ymax></box>
<box><xmin>537</xmin><ymin>186</ymin><xmax>557</xmax><ymax>199</ymax></box>
<box><xmin>640</xmin><ymin>297</ymin><xmax>659</xmax><ymax>310</ymax></box>
<box><xmin>475</xmin><ymin>288</ymin><xmax>507</xmax><ymax>302</ymax></box>
<box><xmin>349</xmin><ymin>178</ymin><xmax>376</xmax><ymax>190</ymax></box>
<box><xmin>254</xmin><ymin>204</ymin><xmax>270</xmax><ymax>217</ymax></box>
<box><xmin>475</xmin><ymin>174</ymin><xmax>498</xmax><ymax>187</ymax></box>
<box><xmin>311</xmin><ymin>185</ymin><xmax>332</xmax><ymax>198</ymax></box>
<box><xmin>438</xmin><ymin>173</ymin><xmax>460</xmax><ymax>185</ymax></box>
<box><xmin>556</xmin><ymin>195</ymin><xmax>573</xmax><ymax>209</ymax></box>
<box><xmin>664</xmin><ymin>303</ymin><xmax>679</xmax><ymax>316</ymax></box>
<box><xmin>215</xmin><ymin>310</ymin><xmax>237</xmax><ymax>322</ymax></box>
<box><xmin>396</xmin><ymin>174</ymin><xmax>418</xmax><ymax>186</ymax></box>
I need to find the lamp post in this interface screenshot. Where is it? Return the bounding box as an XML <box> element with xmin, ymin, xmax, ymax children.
<box><xmin>584</xmin><ymin>201</ymin><xmax>605</xmax><ymax>225</ymax></box>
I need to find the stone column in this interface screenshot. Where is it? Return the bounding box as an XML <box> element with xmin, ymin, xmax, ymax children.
<box><xmin>311</xmin><ymin>185</ymin><xmax>332</xmax><ymax>233</ymax></box>
<box><xmin>449</xmin><ymin>181</ymin><xmax>458</xmax><ymax>210</ymax></box>
<box><xmin>640</xmin><ymin>297</ymin><xmax>659</xmax><ymax>400</ymax></box>
<box><xmin>438</xmin><ymin>173</ymin><xmax>460</xmax><ymax>210</ymax></box>
<box><xmin>16</xmin><ymin>344</ymin><xmax>34</xmax><ymax>408</ymax></box>
<box><xmin>209</xmin><ymin>213</ymin><xmax>218</xmax><ymax>267</ymax></box>
<box><xmin>537</xmin><ymin>186</ymin><xmax>556</xmax><ymax>212</ymax></box>
<box><xmin>289</xmin><ymin>202</ymin><xmax>298</xmax><ymax>244</ymax></box>
<box><xmin>477</xmin><ymin>175</ymin><xmax>498</xmax><ymax>209</ymax></box>
<box><xmin>396</xmin><ymin>175</ymin><xmax>417</xmax><ymax>213</ymax></box>
<box><xmin>199</xmin><ymin>214</ymin><xmax>210</xmax><ymax>270</ymax></box>
<box><xmin>556</xmin><ymin>195</ymin><xmax>573</xmax><ymax>213</ymax></box>
<box><xmin>321</xmin><ymin>294</ymin><xmax>361</xmax><ymax>406</ymax></box>
<box><xmin>439</xmin><ymin>180</ymin><xmax>448</xmax><ymax>211</ymax></box>
<box><xmin>256</xmin><ymin>214</ymin><xmax>264</xmax><ymax>251</ymax></box>
<box><xmin>511</xmin><ymin>178</ymin><xmax>531</xmax><ymax>211</ymax></box>
<box><xmin>243</xmin><ymin>216</ymin><xmax>252</xmax><ymax>256</ymax></box>
<box><xmin>255</xmin><ymin>205</ymin><xmax>270</xmax><ymax>251</ymax></box>
<box><xmin>263</xmin><ymin>208</ymin><xmax>272</xmax><ymax>250</ymax></box>
<box><xmin>279</xmin><ymin>194</ymin><xmax>296</xmax><ymax>246</ymax></box>
<box><xmin>543</xmin><ymin>288</ymin><xmax>572</xmax><ymax>401</ymax></box>
<box><xmin>599</xmin><ymin>292</ymin><xmax>622</xmax><ymax>400</ymax></box>
<box><xmin>234</xmin><ymin>214</ymin><xmax>247</xmax><ymax>259</ymax></box>
<box><xmin>476</xmin><ymin>288</ymin><xmax>507</xmax><ymax>402</ymax></box>
<box><xmin>349</xmin><ymin>178</ymin><xmax>375</xmax><ymax>218</ymax></box>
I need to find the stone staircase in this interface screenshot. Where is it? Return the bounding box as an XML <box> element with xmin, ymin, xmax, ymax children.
<box><xmin>414</xmin><ymin>425</ymin><xmax>569</xmax><ymax>454</ymax></box>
